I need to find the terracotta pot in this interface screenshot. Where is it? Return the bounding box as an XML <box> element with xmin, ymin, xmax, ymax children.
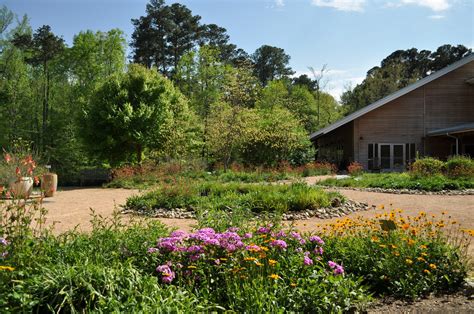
<box><xmin>41</xmin><ymin>173</ymin><xmax>58</xmax><ymax>197</ymax></box>
<box><xmin>8</xmin><ymin>177</ymin><xmax>33</xmax><ymax>198</ymax></box>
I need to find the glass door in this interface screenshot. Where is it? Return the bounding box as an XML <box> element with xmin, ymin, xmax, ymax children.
<box><xmin>378</xmin><ymin>144</ymin><xmax>405</xmax><ymax>171</ymax></box>
<box><xmin>380</xmin><ymin>144</ymin><xmax>391</xmax><ymax>170</ymax></box>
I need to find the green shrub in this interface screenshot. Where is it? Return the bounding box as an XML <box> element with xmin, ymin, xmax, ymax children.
<box><xmin>445</xmin><ymin>155</ymin><xmax>474</xmax><ymax>178</ymax></box>
<box><xmin>411</xmin><ymin>157</ymin><xmax>445</xmax><ymax>177</ymax></box>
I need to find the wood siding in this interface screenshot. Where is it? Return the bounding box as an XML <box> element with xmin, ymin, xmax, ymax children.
<box><xmin>353</xmin><ymin>61</ymin><xmax>474</xmax><ymax>168</ymax></box>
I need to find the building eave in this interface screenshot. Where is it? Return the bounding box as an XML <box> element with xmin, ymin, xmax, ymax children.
<box><xmin>310</xmin><ymin>53</ymin><xmax>474</xmax><ymax>141</ymax></box>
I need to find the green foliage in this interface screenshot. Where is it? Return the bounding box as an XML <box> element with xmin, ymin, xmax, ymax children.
<box><xmin>320</xmin><ymin>172</ymin><xmax>474</xmax><ymax>191</ymax></box>
<box><xmin>411</xmin><ymin>157</ymin><xmax>445</xmax><ymax>177</ymax></box>
<box><xmin>445</xmin><ymin>155</ymin><xmax>474</xmax><ymax>178</ymax></box>
<box><xmin>323</xmin><ymin>211</ymin><xmax>469</xmax><ymax>298</ymax></box>
<box><xmin>125</xmin><ymin>181</ymin><xmax>340</xmax><ymax>214</ymax></box>
<box><xmin>82</xmin><ymin>64</ymin><xmax>194</xmax><ymax>165</ymax></box>
<box><xmin>240</xmin><ymin>107</ymin><xmax>312</xmax><ymax>166</ymax></box>
<box><xmin>251</xmin><ymin>45</ymin><xmax>294</xmax><ymax>85</ymax></box>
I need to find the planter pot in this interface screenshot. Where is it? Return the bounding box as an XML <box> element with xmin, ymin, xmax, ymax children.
<box><xmin>8</xmin><ymin>177</ymin><xmax>33</xmax><ymax>198</ymax></box>
<box><xmin>41</xmin><ymin>173</ymin><xmax>58</xmax><ymax>197</ymax></box>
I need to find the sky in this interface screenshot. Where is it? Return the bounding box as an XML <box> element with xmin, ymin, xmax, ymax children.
<box><xmin>4</xmin><ymin>0</ymin><xmax>474</xmax><ymax>100</ymax></box>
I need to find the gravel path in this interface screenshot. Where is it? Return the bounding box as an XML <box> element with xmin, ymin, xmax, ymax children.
<box><xmin>43</xmin><ymin>184</ymin><xmax>473</xmax><ymax>236</ymax></box>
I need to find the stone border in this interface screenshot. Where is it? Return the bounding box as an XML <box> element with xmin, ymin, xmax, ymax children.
<box><xmin>121</xmin><ymin>199</ymin><xmax>373</xmax><ymax>221</ymax></box>
<box><xmin>315</xmin><ymin>185</ymin><xmax>474</xmax><ymax>195</ymax></box>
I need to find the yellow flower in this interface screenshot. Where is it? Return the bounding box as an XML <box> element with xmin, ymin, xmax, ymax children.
<box><xmin>0</xmin><ymin>266</ymin><xmax>14</xmax><ymax>271</ymax></box>
<box><xmin>220</xmin><ymin>258</ymin><xmax>227</xmax><ymax>261</ymax></box>
<box><xmin>423</xmin><ymin>269</ymin><xmax>431</xmax><ymax>275</ymax></box>
<box><xmin>429</xmin><ymin>264</ymin><xmax>437</xmax><ymax>270</ymax></box>
<box><xmin>255</xmin><ymin>262</ymin><xmax>263</xmax><ymax>267</ymax></box>
<box><xmin>405</xmin><ymin>259</ymin><xmax>413</xmax><ymax>265</ymax></box>
<box><xmin>290</xmin><ymin>283</ymin><xmax>297</xmax><ymax>287</ymax></box>
<box><xmin>419</xmin><ymin>245</ymin><xmax>427</xmax><ymax>249</ymax></box>
<box><xmin>371</xmin><ymin>236</ymin><xmax>379</xmax><ymax>243</ymax></box>
<box><xmin>408</xmin><ymin>239</ymin><xmax>416</xmax><ymax>246</ymax></box>
<box><xmin>393</xmin><ymin>251</ymin><xmax>400</xmax><ymax>256</ymax></box>
<box><xmin>379</xmin><ymin>244</ymin><xmax>387</xmax><ymax>248</ymax></box>
<box><xmin>417</xmin><ymin>257</ymin><xmax>426</xmax><ymax>262</ymax></box>
<box><xmin>269</xmin><ymin>274</ymin><xmax>280</xmax><ymax>280</ymax></box>
<box><xmin>244</xmin><ymin>257</ymin><xmax>256</xmax><ymax>262</ymax></box>
<box><xmin>390</xmin><ymin>244</ymin><xmax>397</xmax><ymax>249</ymax></box>
<box><xmin>268</xmin><ymin>259</ymin><xmax>277</xmax><ymax>266</ymax></box>
<box><xmin>421</xmin><ymin>252</ymin><xmax>428</xmax><ymax>257</ymax></box>
<box><xmin>187</xmin><ymin>265</ymin><xmax>197</xmax><ymax>269</ymax></box>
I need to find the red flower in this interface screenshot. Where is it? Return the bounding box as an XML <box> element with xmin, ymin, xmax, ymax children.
<box><xmin>15</xmin><ymin>167</ymin><xmax>21</xmax><ymax>176</ymax></box>
<box><xmin>34</xmin><ymin>176</ymin><xmax>40</xmax><ymax>185</ymax></box>
<box><xmin>27</xmin><ymin>167</ymin><xmax>33</xmax><ymax>176</ymax></box>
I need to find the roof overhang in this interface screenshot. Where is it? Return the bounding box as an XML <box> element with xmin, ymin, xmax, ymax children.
<box><xmin>426</xmin><ymin>123</ymin><xmax>474</xmax><ymax>137</ymax></box>
<box><xmin>310</xmin><ymin>53</ymin><xmax>474</xmax><ymax>141</ymax></box>
<box><xmin>466</xmin><ymin>77</ymin><xmax>474</xmax><ymax>85</ymax></box>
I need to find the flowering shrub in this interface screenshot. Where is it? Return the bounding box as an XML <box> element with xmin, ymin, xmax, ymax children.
<box><xmin>321</xmin><ymin>209</ymin><xmax>470</xmax><ymax>298</ymax></box>
<box><xmin>147</xmin><ymin>226</ymin><xmax>369</xmax><ymax>311</ymax></box>
<box><xmin>347</xmin><ymin>161</ymin><xmax>363</xmax><ymax>176</ymax></box>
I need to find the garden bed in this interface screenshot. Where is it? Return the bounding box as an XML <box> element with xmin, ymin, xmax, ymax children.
<box><xmin>318</xmin><ymin>185</ymin><xmax>474</xmax><ymax>195</ymax></box>
<box><xmin>122</xmin><ymin>182</ymin><xmax>350</xmax><ymax>217</ymax></box>
<box><xmin>319</xmin><ymin>173</ymin><xmax>474</xmax><ymax>192</ymax></box>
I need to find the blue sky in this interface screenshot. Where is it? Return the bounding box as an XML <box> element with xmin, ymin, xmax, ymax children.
<box><xmin>4</xmin><ymin>0</ymin><xmax>473</xmax><ymax>99</ymax></box>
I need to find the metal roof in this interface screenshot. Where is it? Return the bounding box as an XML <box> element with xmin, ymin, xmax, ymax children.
<box><xmin>427</xmin><ymin>123</ymin><xmax>474</xmax><ymax>136</ymax></box>
<box><xmin>309</xmin><ymin>53</ymin><xmax>474</xmax><ymax>140</ymax></box>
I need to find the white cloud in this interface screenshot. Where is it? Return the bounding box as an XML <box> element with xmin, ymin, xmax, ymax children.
<box><xmin>311</xmin><ymin>0</ymin><xmax>366</xmax><ymax>12</ymax></box>
<box><xmin>399</xmin><ymin>0</ymin><xmax>451</xmax><ymax>12</ymax></box>
<box><xmin>275</xmin><ymin>0</ymin><xmax>285</xmax><ymax>7</ymax></box>
<box><xmin>428</xmin><ymin>14</ymin><xmax>445</xmax><ymax>19</ymax></box>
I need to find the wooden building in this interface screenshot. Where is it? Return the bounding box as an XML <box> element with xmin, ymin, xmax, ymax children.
<box><xmin>310</xmin><ymin>54</ymin><xmax>474</xmax><ymax>171</ymax></box>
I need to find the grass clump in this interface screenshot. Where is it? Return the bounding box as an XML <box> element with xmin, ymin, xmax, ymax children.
<box><xmin>321</xmin><ymin>210</ymin><xmax>471</xmax><ymax>299</ymax></box>
<box><xmin>125</xmin><ymin>181</ymin><xmax>343</xmax><ymax>214</ymax></box>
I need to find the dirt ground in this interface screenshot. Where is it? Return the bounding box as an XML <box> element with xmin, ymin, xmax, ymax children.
<box><xmin>43</xmin><ymin>184</ymin><xmax>474</xmax><ymax>235</ymax></box>
<box><xmin>41</xmin><ymin>187</ymin><xmax>196</xmax><ymax>234</ymax></box>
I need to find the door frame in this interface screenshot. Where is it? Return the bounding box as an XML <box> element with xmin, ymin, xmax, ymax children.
<box><xmin>378</xmin><ymin>143</ymin><xmax>406</xmax><ymax>171</ymax></box>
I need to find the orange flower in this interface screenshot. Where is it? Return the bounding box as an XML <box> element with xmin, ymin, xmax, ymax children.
<box><xmin>402</xmin><ymin>224</ymin><xmax>410</xmax><ymax>230</ymax></box>
<box><xmin>423</xmin><ymin>269</ymin><xmax>431</xmax><ymax>275</ymax></box>
<box><xmin>268</xmin><ymin>259</ymin><xmax>277</xmax><ymax>266</ymax></box>
<box><xmin>429</xmin><ymin>264</ymin><xmax>437</xmax><ymax>270</ymax></box>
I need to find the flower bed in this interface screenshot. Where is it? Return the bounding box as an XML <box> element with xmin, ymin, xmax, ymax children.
<box><xmin>146</xmin><ymin>226</ymin><xmax>370</xmax><ymax>311</ymax></box>
<box><xmin>321</xmin><ymin>210</ymin><xmax>471</xmax><ymax>298</ymax></box>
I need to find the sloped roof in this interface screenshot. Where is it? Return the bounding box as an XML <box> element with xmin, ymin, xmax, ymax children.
<box><xmin>310</xmin><ymin>53</ymin><xmax>474</xmax><ymax>140</ymax></box>
<box><xmin>427</xmin><ymin>123</ymin><xmax>474</xmax><ymax>136</ymax></box>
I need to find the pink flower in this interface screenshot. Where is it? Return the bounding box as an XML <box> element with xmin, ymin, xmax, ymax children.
<box><xmin>4</xmin><ymin>154</ymin><xmax>11</xmax><ymax>163</ymax></box>
<box><xmin>156</xmin><ymin>265</ymin><xmax>175</xmax><ymax>284</ymax></box>
<box><xmin>334</xmin><ymin>265</ymin><xmax>344</xmax><ymax>275</ymax></box>
<box><xmin>303</xmin><ymin>256</ymin><xmax>313</xmax><ymax>266</ymax></box>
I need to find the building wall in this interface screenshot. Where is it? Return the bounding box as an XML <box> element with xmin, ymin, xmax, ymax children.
<box><xmin>352</xmin><ymin>61</ymin><xmax>474</xmax><ymax>169</ymax></box>
<box><xmin>314</xmin><ymin>121</ymin><xmax>354</xmax><ymax>169</ymax></box>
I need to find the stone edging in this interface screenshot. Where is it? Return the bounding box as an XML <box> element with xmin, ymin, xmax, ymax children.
<box><xmin>121</xmin><ymin>199</ymin><xmax>373</xmax><ymax>221</ymax></box>
<box><xmin>315</xmin><ymin>185</ymin><xmax>474</xmax><ymax>195</ymax></box>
